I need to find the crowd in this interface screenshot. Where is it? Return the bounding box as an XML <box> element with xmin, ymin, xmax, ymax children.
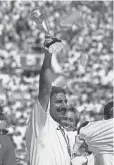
<box><xmin>0</xmin><ymin>1</ymin><xmax>113</xmax><ymax>165</ymax></box>
<box><xmin>1</xmin><ymin>35</ymin><xmax>113</xmax><ymax>165</ymax></box>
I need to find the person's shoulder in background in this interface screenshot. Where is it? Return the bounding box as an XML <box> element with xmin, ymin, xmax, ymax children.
<box><xmin>0</xmin><ymin>134</ymin><xmax>17</xmax><ymax>165</ymax></box>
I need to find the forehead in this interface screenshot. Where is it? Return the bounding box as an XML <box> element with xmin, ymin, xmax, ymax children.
<box><xmin>52</xmin><ymin>92</ymin><xmax>67</xmax><ymax>100</ymax></box>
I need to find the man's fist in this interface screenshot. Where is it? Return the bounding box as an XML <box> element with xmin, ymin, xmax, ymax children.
<box><xmin>44</xmin><ymin>35</ymin><xmax>63</xmax><ymax>54</ymax></box>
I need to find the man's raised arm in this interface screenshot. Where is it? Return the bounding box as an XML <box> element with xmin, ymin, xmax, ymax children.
<box><xmin>38</xmin><ymin>48</ymin><xmax>52</xmax><ymax>111</ymax></box>
<box><xmin>38</xmin><ymin>36</ymin><xmax>62</xmax><ymax>111</ymax></box>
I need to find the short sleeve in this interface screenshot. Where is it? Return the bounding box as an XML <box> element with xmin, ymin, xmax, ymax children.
<box><xmin>26</xmin><ymin>99</ymin><xmax>48</xmax><ymax>155</ymax></box>
<box><xmin>32</xmin><ymin>99</ymin><xmax>47</xmax><ymax>136</ymax></box>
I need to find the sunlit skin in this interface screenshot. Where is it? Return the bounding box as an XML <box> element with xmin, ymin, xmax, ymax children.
<box><xmin>61</xmin><ymin>111</ymin><xmax>76</xmax><ymax>131</ymax></box>
<box><xmin>50</xmin><ymin>92</ymin><xmax>67</xmax><ymax>124</ymax></box>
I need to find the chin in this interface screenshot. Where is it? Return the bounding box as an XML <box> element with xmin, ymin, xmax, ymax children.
<box><xmin>64</xmin><ymin>127</ymin><xmax>73</xmax><ymax>132</ymax></box>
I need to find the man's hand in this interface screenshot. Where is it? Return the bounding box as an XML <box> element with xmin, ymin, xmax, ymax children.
<box><xmin>72</xmin><ymin>135</ymin><xmax>85</xmax><ymax>157</ymax></box>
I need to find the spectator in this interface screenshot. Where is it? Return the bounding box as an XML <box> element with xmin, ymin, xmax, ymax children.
<box><xmin>60</xmin><ymin>105</ymin><xmax>79</xmax><ymax>160</ymax></box>
<box><xmin>0</xmin><ymin>112</ymin><xmax>8</xmax><ymax>130</ymax></box>
<box><xmin>61</xmin><ymin>105</ymin><xmax>79</xmax><ymax>132</ymax></box>
<box><xmin>0</xmin><ymin>112</ymin><xmax>17</xmax><ymax>165</ymax></box>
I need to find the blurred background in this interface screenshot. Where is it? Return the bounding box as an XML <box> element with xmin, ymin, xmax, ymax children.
<box><xmin>0</xmin><ymin>1</ymin><xmax>113</xmax><ymax>164</ymax></box>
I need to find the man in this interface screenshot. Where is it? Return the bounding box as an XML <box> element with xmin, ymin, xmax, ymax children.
<box><xmin>61</xmin><ymin>105</ymin><xmax>90</xmax><ymax>165</ymax></box>
<box><xmin>79</xmin><ymin>101</ymin><xmax>114</xmax><ymax>165</ymax></box>
<box><xmin>26</xmin><ymin>36</ymin><xmax>73</xmax><ymax>165</ymax></box>
<box><xmin>60</xmin><ymin>105</ymin><xmax>79</xmax><ymax>156</ymax></box>
<box><xmin>0</xmin><ymin>111</ymin><xmax>17</xmax><ymax>165</ymax></box>
<box><xmin>61</xmin><ymin>105</ymin><xmax>79</xmax><ymax>132</ymax></box>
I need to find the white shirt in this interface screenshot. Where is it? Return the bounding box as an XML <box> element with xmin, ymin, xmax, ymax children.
<box><xmin>26</xmin><ymin>99</ymin><xmax>71</xmax><ymax>165</ymax></box>
<box><xmin>94</xmin><ymin>153</ymin><xmax>114</xmax><ymax>165</ymax></box>
<box><xmin>80</xmin><ymin>119</ymin><xmax>114</xmax><ymax>165</ymax></box>
<box><xmin>71</xmin><ymin>156</ymin><xmax>87</xmax><ymax>165</ymax></box>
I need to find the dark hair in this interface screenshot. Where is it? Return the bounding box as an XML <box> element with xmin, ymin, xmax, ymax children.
<box><xmin>50</xmin><ymin>86</ymin><xmax>66</xmax><ymax>99</ymax></box>
<box><xmin>104</xmin><ymin>101</ymin><xmax>113</xmax><ymax>119</ymax></box>
<box><xmin>77</xmin><ymin>121</ymin><xmax>89</xmax><ymax>134</ymax></box>
<box><xmin>67</xmin><ymin>105</ymin><xmax>78</xmax><ymax>114</ymax></box>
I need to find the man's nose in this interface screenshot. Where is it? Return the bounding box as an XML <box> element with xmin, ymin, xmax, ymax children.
<box><xmin>65</xmin><ymin>120</ymin><xmax>71</xmax><ymax>126</ymax></box>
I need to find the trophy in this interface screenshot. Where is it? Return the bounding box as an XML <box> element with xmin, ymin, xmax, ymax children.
<box><xmin>31</xmin><ymin>8</ymin><xmax>64</xmax><ymax>54</ymax></box>
<box><xmin>31</xmin><ymin>8</ymin><xmax>89</xmax><ymax>66</ymax></box>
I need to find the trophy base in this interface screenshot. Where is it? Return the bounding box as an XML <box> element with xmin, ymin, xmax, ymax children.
<box><xmin>44</xmin><ymin>36</ymin><xmax>63</xmax><ymax>54</ymax></box>
<box><xmin>44</xmin><ymin>36</ymin><xmax>61</xmax><ymax>48</ymax></box>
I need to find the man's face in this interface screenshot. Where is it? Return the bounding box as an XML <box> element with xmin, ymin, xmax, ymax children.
<box><xmin>50</xmin><ymin>92</ymin><xmax>67</xmax><ymax>123</ymax></box>
<box><xmin>61</xmin><ymin>111</ymin><xmax>76</xmax><ymax>131</ymax></box>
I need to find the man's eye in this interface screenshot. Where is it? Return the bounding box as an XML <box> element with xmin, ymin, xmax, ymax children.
<box><xmin>63</xmin><ymin>117</ymin><xmax>66</xmax><ymax>120</ymax></box>
<box><xmin>69</xmin><ymin>119</ymin><xmax>73</xmax><ymax>122</ymax></box>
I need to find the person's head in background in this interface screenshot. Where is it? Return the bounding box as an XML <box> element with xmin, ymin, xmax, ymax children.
<box><xmin>50</xmin><ymin>86</ymin><xmax>67</xmax><ymax>124</ymax></box>
<box><xmin>61</xmin><ymin>105</ymin><xmax>79</xmax><ymax>131</ymax></box>
<box><xmin>0</xmin><ymin>111</ymin><xmax>8</xmax><ymax>129</ymax></box>
<box><xmin>104</xmin><ymin>101</ymin><xmax>113</xmax><ymax>120</ymax></box>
